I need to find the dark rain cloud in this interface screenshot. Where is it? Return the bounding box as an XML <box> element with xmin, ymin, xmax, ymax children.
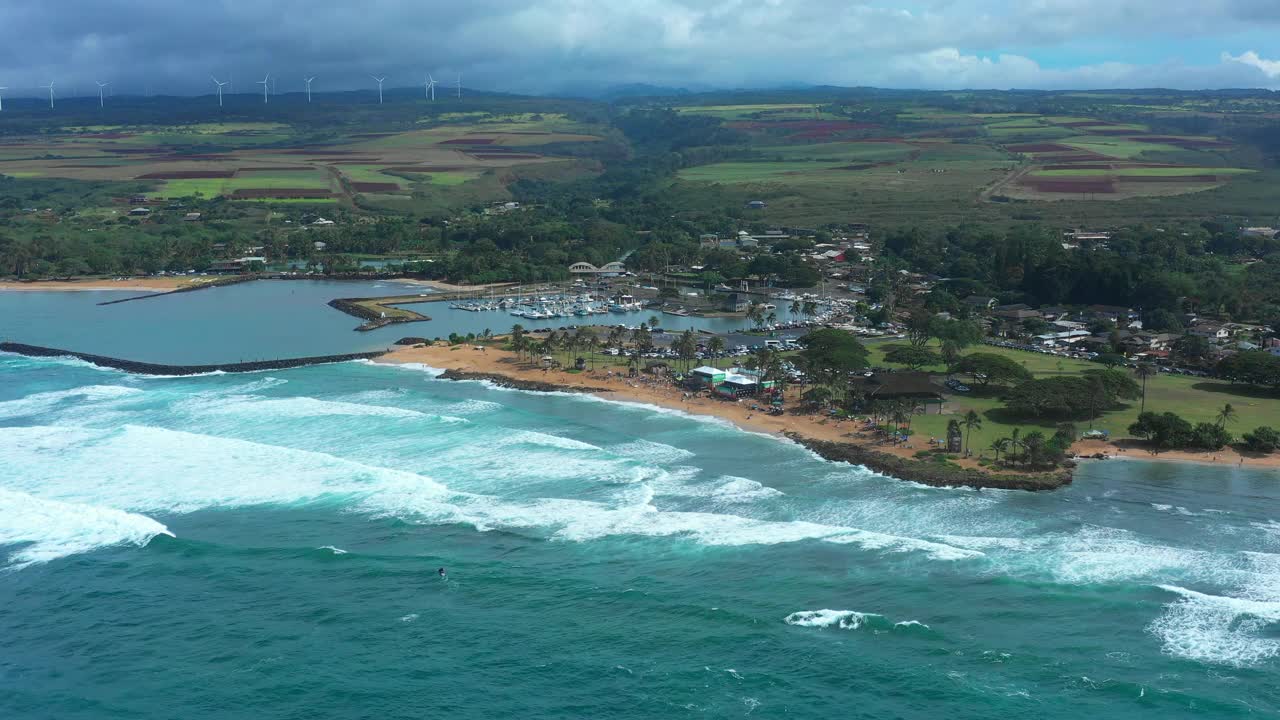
<box><xmin>2</xmin><ymin>0</ymin><xmax>1280</xmax><ymax>98</ymax></box>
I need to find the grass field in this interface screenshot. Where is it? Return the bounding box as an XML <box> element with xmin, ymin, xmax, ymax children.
<box><xmin>861</xmin><ymin>340</ymin><xmax>1280</xmax><ymax>453</ymax></box>
<box><xmin>148</xmin><ymin>169</ymin><xmax>333</xmax><ymax>198</ymax></box>
<box><xmin>1058</xmin><ymin>136</ymin><xmax>1188</xmax><ymax>158</ymax></box>
<box><xmin>753</xmin><ymin>141</ymin><xmax>918</xmax><ymax>162</ymax></box>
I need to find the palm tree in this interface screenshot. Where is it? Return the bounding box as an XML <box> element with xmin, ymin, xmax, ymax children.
<box><xmin>1216</xmin><ymin>403</ymin><xmax>1238</xmax><ymax>430</ymax></box>
<box><xmin>989</xmin><ymin>438</ymin><xmax>1008</xmax><ymax>464</ymax></box>
<box><xmin>802</xmin><ymin>300</ymin><xmax>818</xmax><ymax>322</ymax></box>
<box><xmin>789</xmin><ymin>299</ymin><xmax>802</xmax><ymax>317</ymax></box>
<box><xmin>961</xmin><ymin>409</ymin><xmax>982</xmax><ymax>456</ymax></box>
<box><xmin>766</xmin><ymin>310</ymin><xmax>778</xmax><ymax>327</ymax></box>
<box><xmin>1134</xmin><ymin>363</ymin><xmax>1156</xmax><ymax>414</ymax></box>
<box><xmin>708</xmin><ymin>336</ymin><xmax>725</xmax><ymax>368</ymax></box>
<box><xmin>1009</xmin><ymin>428</ymin><xmax>1022</xmax><ymax>466</ymax></box>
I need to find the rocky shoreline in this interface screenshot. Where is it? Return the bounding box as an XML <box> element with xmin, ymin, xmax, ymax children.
<box><xmin>787</xmin><ymin>434</ymin><xmax>1073</xmax><ymax>491</ymax></box>
<box><xmin>437</xmin><ymin>368</ymin><xmax>611</xmax><ymax>394</ymax></box>
<box><xmin>0</xmin><ymin>342</ymin><xmax>387</xmax><ymax>376</ymax></box>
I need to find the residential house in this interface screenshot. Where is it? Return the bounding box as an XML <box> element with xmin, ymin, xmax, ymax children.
<box><xmin>1189</xmin><ymin>323</ymin><xmax>1231</xmax><ymax>341</ymax></box>
<box><xmin>964</xmin><ymin>295</ymin><xmax>996</xmax><ymax>311</ymax></box>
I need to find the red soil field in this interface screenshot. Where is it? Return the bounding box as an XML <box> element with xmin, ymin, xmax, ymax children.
<box><xmin>1117</xmin><ymin>175</ymin><xmax>1219</xmax><ymax>183</ymax></box>
<box><xmin>231</xmin><ymin>188</ymin><xmax>335</xmax><ymax>199</ymax></box>
<box><xmin>440</xmin><ymin>138</ymin><xmax>497</xmax><ymax>145</ymax></box>
<box><xmin>136</xmin><ymin>170</ymin><xmax>235</xmax><ymax>179</ymax></box>
<box><xmin>349</xmin><ymin>182</ymin><xmax>402</xmax><ymax>192</ymax></box>
<box><xmin>504</xmin><ymin>131</ymin><xmax>552</xmax><ymax>135</ymax></box>
<box><xmin>1023</xmin><ymin>178</ymin><xmax>1116</xmax><ymax>193</ymax></box>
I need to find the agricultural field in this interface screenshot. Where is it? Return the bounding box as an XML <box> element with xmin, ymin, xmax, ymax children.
<box><xmin>674</xmin><ymin>104</ymin><xmax>833</xmax><ymax>121</ymax></box>
<box><xmin>0</xmin><ymin>112</ymin><xmax>605</xmax><ymax>208</ymax></box>
<box><xmin>670</xmin><ymin>96</ymin><xmax>1262</xmax><ymax>222</ymax></box>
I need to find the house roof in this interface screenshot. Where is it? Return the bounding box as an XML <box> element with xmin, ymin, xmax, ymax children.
<box><xmin>853</xmin><ymin>372</ymin><xmax>943</xmax><ymax>400</ymax></box>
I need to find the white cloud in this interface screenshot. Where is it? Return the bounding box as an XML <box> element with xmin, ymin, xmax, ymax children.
<box><xmin>1222</xmin><ymin>50</ymin><xmax>1280</xmax><ymax>79</ymax></box>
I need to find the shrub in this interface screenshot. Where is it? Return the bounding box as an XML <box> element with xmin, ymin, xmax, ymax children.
<box><xmin>1242</xmin><ymin>426</ymin><xmax>1280</xmax><ymax>453</ymax></box>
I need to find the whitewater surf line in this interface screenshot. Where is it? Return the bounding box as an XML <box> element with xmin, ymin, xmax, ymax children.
<box><xmin>0</xmin><ymin>342</ymin><xmax>387</xmax><ymax>376</ymax></box>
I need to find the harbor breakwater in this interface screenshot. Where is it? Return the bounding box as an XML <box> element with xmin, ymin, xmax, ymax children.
<box><xmin>0</xmin><ymin>342</ymin><xmax>387</xmax><ymax>376</ymax></box>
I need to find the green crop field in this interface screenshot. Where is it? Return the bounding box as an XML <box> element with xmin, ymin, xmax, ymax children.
<box><xmin>147</xmin><ymin>169</ymin><xmax>333</xmax><ymax>198</ymax></box>
<box><xmin>753</xmin><ymin>141</ymin><xmax>918</xmax><ymax>162</ymax></box>
<box><xmin>1058</xmin><ymin>136</ymin><xmax>1189</xmax><ymax>158</ymax></box>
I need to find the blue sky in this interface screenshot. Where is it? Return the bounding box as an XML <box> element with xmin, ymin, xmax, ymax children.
<box><xmin>2</xmin><ymin>1</ymin><xmax>1280</xmax><ymax>97</ymax></box>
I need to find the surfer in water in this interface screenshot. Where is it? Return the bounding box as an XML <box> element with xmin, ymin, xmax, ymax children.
<box><xmin>438</xmin><ymin>567</ymin><xmax>447</xmax><ymax>579</ymax></box>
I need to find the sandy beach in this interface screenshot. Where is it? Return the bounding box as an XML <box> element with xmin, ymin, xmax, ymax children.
<box><xmin>0</xmin><ymin>277</ymin><xmax>211</xmax><ymax>292</ymax></box>
<box><xmin>379</xmin><ymin>342</ymin><xmax>989</xmax><ymax>468</ymax></box>
<box><xmin>379</xmin><ymin>341</ymin><xmax>1280</xmax><ymax>472</ymax></box>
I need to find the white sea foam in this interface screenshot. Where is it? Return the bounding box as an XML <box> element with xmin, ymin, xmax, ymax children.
<box><xmin>0</xmin><ymin>488</ymin><xmax>171</xmax><ymax>567</ymax></box>
<box><xmin>711</xmin><ymin>477</ymin><xmax>784</xmax><ymax>502</ymax></box>
<box><xmin>319</xmin><ymin>545</ymin><xmax>348</xmax><ymax>554</ymax></box>
<box><xmin>186</xmin><ymin>394</ymin><xmax>436</xmax><ymax>420</ymax></box>
<box><xmin>608</xmin><ymin>439</ymin><xmax>696</xmax><ymax>465</ymax></box>
<box><xmin>400</xmin><ymin>613</ymin><xmax>419</xmax><ymax>622</ymax></box>
<box><xmin>784</xmin><ymin>609</ymin><xmax>883</xmax><ymax>630</ymax></box>
<box><xmin>505</xmin><ymin>430</ymin><xmax>603</xmax><ymax>452</ymax></box>
<box><xmin>0</xmin><ymin>425</ymin><xmax>977</xmax><ymax>562</ymax></box>
<box><xmin>1150</xmin><ymin>585</ymin><xmax>1280</xmax><ymax>667</ymax></box>
<box><xmin>0</xmin><ymin>385</ymin><xmax>142</xmax><ymax>419</ymax></box>
<box><xmin>785</xmin><ymin>609</ymin><xmax>932</xmax><ymax>632</ymax></box>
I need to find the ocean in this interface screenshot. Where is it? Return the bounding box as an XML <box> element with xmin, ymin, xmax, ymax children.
<box><xmin>0</xmin><ymin>280</ymin><xmax>799</xmax><ymax>364</ymax></box>
<box><xmin>1</xmin><ymin>351</ymin><xmax>1278</xmax><ymax>718</ymax></box>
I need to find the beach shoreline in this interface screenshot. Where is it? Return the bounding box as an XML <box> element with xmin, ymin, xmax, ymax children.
<box><xmin>0</xmin><ymin>277</ymin><xmax>209</xmax><ymax>292</ymax></box>
<box><xmin>377</xmin><ymin>342</ymin><xmax>1280</xmax><ymax>478</ymax></box>
<box><xmin>376</xmin><ymin>343</ymin><xmax>1078</xmax><ymax>489</ymax></box>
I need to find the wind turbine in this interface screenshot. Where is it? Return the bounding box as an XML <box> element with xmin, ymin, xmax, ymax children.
<box><xmin>455</xmin><ymin>73</ymin><xmax>462</xmax><ymax>99</ymax></box>
<box><xmin>41</xmin><ymin>81</ymin><xmax>55</xmax><ymax>109</ymax></box>
<box><xmin>95</xmin><ymin>81</ymin><xmax>110</xmax><ymax>108</ymax></box>
<box><xmin>424</xmin><ymin>74</ymin><xmax>437</xmax><ymax>100</ymax></box>
<box><xmin>371</xmin><ymin>75</ymin><xmax>386</xmax><ymax>104</ymax></box>
<box><xmin>211</xmin><ymin>75</ymin><xmax>229</xmax><ymax>107</ymax></box>
<box><xmin>256</xmin><ymin>74</ymin><xmax>269</xmax><ymax>104</ymax></box>
<box><xmin>304</xmin><ymin>76</ymin><xmax>316</xmax><ymax>103</ymax></box>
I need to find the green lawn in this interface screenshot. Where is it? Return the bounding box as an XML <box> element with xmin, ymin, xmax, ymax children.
<box><xmin>858</xmin><ymin>340</ymin><xmax>1280</xmax><ymax>453</ymax></box>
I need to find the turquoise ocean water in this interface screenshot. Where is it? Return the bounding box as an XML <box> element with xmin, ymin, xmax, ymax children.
<box><xmin>1</xmin><ymin>287</ymin><xmax>1278</xmax><ymax>718</ymax></box>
